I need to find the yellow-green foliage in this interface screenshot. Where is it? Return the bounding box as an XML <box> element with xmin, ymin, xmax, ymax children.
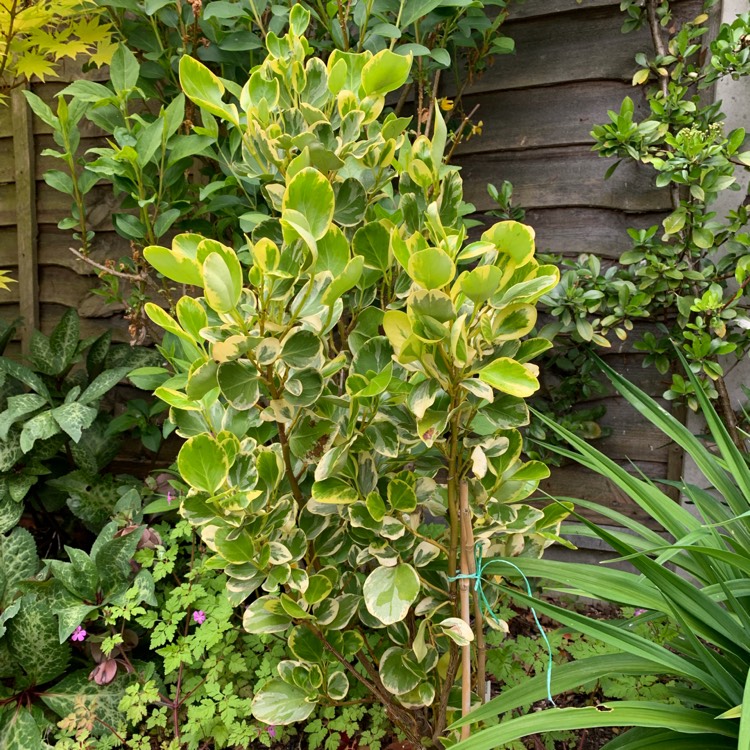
<box><xmin>0</xmin><ymin>269</ymin><xmax>15</xmax><ymax>291</ymax></box>
<box><xmin>0</xmin><ymin>0</ymin><xmax>114</xmax><ymax>101</ymax></box>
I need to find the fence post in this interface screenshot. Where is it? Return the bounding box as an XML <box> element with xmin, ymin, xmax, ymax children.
<box><xmin>11</xmin><ymin>84</ymin><xmax>39</xmax><ymax>353</ymax></box>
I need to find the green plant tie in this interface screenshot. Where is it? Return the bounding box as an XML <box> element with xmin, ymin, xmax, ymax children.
<box><xmin>449</xmin><ymin>544</ymin><xmax>557</xmax><ymax>706</ymax></box>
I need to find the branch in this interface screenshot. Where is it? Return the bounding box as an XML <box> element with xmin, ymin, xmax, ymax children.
<box><xmin>69</xmin><ymin>246</ymin><xmax>149</xmax><ymax>283</ymax></box>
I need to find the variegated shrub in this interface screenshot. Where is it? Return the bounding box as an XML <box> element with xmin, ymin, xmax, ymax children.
<box><xmin>141</xmin><ymin>7</ymin><xmax>565</xmax><ymax>744</ymax></box>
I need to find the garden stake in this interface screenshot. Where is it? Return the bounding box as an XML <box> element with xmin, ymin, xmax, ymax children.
<box><xmin>459</xmin><ymin>480</ymin><xmax>472</xmax><ymax>738</ymax></box>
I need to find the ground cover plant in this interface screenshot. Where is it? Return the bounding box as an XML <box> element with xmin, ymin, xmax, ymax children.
<box><xmin>140</xmin><ymin>7</ymin><xmax>566</xmax><ymax>745</ymax></box>
<box><xmin>450</xmin><ymin>354</ymin><xmax>750</xmax><ymax>749</ymax></box>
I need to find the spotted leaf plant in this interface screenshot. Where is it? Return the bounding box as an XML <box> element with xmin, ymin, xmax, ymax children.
<box><xmin>142</xmin><ymin>8</ymin><xmax>565</xmax><ymax>746</ymax></box>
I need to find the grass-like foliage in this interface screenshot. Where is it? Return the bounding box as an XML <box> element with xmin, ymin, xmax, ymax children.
<box><xmin>452</xmin><ymin>352</ymin><xmax>750</xmax><ymax>749</ymax></box>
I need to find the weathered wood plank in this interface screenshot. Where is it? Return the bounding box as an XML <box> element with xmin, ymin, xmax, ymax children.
<box><xmin>456</xmin><ymin>145</ymin><xmax>669</xmax><ymax>211</ymax></box>
<box><xmin>456</xmin><ymin>81</ymin><xmax>648</xmax><ymax>155</ymax></box>
<box><xmin>524</xmin><ymin>207</ymin><xmax>666</xmax><ymax>258</ymax></box>
<box><xmin>509</xmin><ymin>0</ymin><xmax>620</xmax><ymax>20</ymax></box>
<box><xmin>457</xmin><ymin>0</ymin><xmax>702</xmax><ymax>95</ymax></box>
<box><xmin>12</xmin><ymin>86</ymin><xmax>39</xmax><ymax>354</ymax></box>
<box><xmin>0</xmin><ymin>182</ymin><xmax>120</xmax><ymax>228</ymax></box>
<box><xmin>0</xmin><ymin>266</ymin><xmax>99</xmax><ymax>306</ymax></box>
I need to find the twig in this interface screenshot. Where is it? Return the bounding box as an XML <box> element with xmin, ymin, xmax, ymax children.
<box><xmin>69</xmin><ymin>246</ymin><xmax>149</xmax><ymax>283</ymax></box>
<box><xmin>444</xmin><ymin>104</ymin><xmax>480</xmax><ymax>164</ymax></box>
<box><xmin>393</xmin><ymin>82</ymin><xmax>413</xmax><ymax>118</ymax></box>
<box><xmin>645</xmin><ymin>1</ymin><xmax>679</xmax><ymax>210</ymax></box>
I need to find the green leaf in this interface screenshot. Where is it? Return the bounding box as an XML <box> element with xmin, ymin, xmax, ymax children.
<box><xmin>315</xmin><ymin>226</ymin><xmax>349</xmax><ymax>276</ymax></box>
<box><xmin>51</xmin><ymin>403</ymin><xmax>98</xmax><ymax>442</ymax></box>
<box><xmin>0</xmin><ymin>528</ymin><xmax>39</xmax><ymax>607</ymax></box>
<box><xmin>663</xmin><ymin>210</ymin><xmax>686</xmax><ymax>235</ymax></box>
<box><xmin>401</xmin><ymin>0</ymin><xmax>444</xmax><ymax>27</ymax></box>
<box><xmin>41</xmin><ymin>669</ymin><xmax>135</xmax><ymax>734</ymax></box>
<box><xmin>312</xmin><ymin>478</ymin><xmax>358</xmax><ymax>505</ymax></box>
<box><xmin>251</xmin><ymin>679</ymin><xmax>315</xmax><ymax>725</ymax></box>
<box><xmin>0</xmin><ymin>495</ymin><xmax>23</xmax><ymax>535</ymax></box>
<box><xmin>363</xmin><ymin>564</ymin><xmax>420</xmax><ymax>625</ymax></box>
<box><xmin>78</xmin><ymin>367</ymin><xmax>130</xmax><ymax>405</ymax></box>
<box><xmin>303</xmin><ymin>574</ymin><xmax>333</xmax><ymax>605</ymax></box>
<box><xmin>353</xmin><ymin>222</ymin><xmax>391</xmax><ymax>275</ymax></box>
<box><xmin>20</xmin><ymin>411</ymin><xmax>60</xmax><ymax>453</ymax></box>
<box><xmin>454</xmin><ymin>654</ymin><xmax>668</xmax><ymax>728</ymax></box>
<box><xmin>327</xmin><ymin>670</ymin><xmax>349</xmax><ymax>701</ymax></box>
<box><xmin>737</xmin><ymin>658</ymin><xmax>750</xmax><ymax>746</ymax></box>
<box><xmin>461</xmin><ymin>266</ymin><xmax>502</xmax><ymax>304</ymax></box>
<box><xmin>379</xmin><ymin>646</ymin><xmax>421</xmax><ymax>695</ymax></box>
<box><xmin>0</xmin><ymin>394</ymin><xmax>46</xmax><ymax>441</ymax></box>
<box><xmin>110</xmin><ymin>44</ymin><xmax>139</xmax><ymax>93</ymax></box>
<box><xmin>283</xmin><ymin>168</ymin><xmax>335</xmax><ymax>241</ymax></box>
<box><xmin>333</xmin><ymin>178</ymin><xmax>367</xmax><ymax>226</ymax></box>
<box><xmin>179</xmin><ymin>55</ymin><xmax>239</xmax><ymax>126</ymax></box>
<box><xmin>50</xmin><ymin>308</ymin><xmax>79</xmax><ymax>370</ymax></box>
<box><xmin>479</xmin><ymin>358</ymin><xmax>540</xmax><ymax>398</ymax></box>
<box><xmin>0</xmin><ymin>358</ymin><xmax>50</xmax><ymax>400</ymax></box>
<box><xmin>7</xmin><ymin>594</ymin><xmax>71</xmax><ymax>684</ymax></box>
<box><xmin>407</xmin><ymin>248</ymin><xmax>454</xmax><ymax>289</ymax></box>
<box><xmin>203</xmin><ymin>252</ymin><xmax>241</xmax><ymax>313</ymax></box>
<box><xmin>482</xmin><ymin>221</ymin><xmax>535</xmax><ymax>266</ymax></box>
<box><xmin>177</xmin><ymin>434</ymin><xmax>229</xmax><ymax>493</ymax></box>
<box><xmin>280</xmin><ymin>330</ymin><xmax>322</xmax><ymax>368</ymax></box>
<box><xmin>288</xmin><ymin>625</ymin><xmax>324</xmax><ymax>662</ymax></box>
<box><xmin>450</xmin><ymin>702</ymin><xmax>738</xmax><ymax>750</ymax></box>
<box><xmin>0</xmin><ymin>709</ymin><xmax>44</xmax><ymax>750</ymax></box>
<box><xmin>243</xmin><ymin>596</ymin><xmax>292</xmax><ymax>634</ymax></box>
<box><xmin>144</xmin><ymin>244</ymin><xmax>203</xmax><ymax>286</ymax></box>
<box><xmin>218</xmin><ymin>360</ymin><xmax>260</xmax><ymax>410</ymax></box>
<box><xmin>321</xmin><ymin>256</ymin><xmax>364</xmax><ymax>306</ymax></box>
<box><xmin>361</xmin><ymin>49</ymin><xmax>412</xmax><ymax>96</ymax></box>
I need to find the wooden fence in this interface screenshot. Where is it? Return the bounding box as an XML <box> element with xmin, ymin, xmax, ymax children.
<box><xmin>0</xmin><ymin>0</ymin><xmax>713</xmax><ymax>531</ymax></box>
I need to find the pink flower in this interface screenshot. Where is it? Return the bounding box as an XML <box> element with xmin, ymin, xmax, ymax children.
<box><xmin>267</xmin><ymin>726</ymin><xmax>277</xmax><ymax>738</ymax></box>
<box><xmin>192</xmin><ymin>610</ymin><xmax>206</xmax><ymax>625</ymax></box>
<box><xmin>71</xmin><ymin>626</ymin><xmax>87</xmax><ymax>642</ymax></box>
<box><xmin>634</xmin><ymin>608</ymin><xmax>647</xmax><ymax>616</ymax></box>
<box><xmin>167</xmin><ymin>490</ymin><xmax>174</xmax><ymax>505</ymax></box>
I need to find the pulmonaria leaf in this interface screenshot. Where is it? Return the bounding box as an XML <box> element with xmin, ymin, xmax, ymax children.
<box><xmin>40</xmin><ymin>668</ymin><xmax>136</xmax><ymax>737</ymax></box>
<box><xmin>51</xmin><ymin>402</ymin><xmax>98</xmax><ymax>443</ymax></box>
<box><xmin>19</xmin><ymin>411</ymin><xmax>59</xmax><ymax>453</ymax></box>
<box><xmin>0</xmin><ymin>494</ymin><xmax>22</xmax><ymax>535</ymax></box>
<box><xmin>49</xmin><ymin>471</ymin><xmax>125</xmax><ymax>532</ymax></box>
<box><xmin>0</xmin><ymin>708</ymin><xmax>45</xmax><ymax>750</ymax></box>
<box><xmin>0</xmin><ymin>394</ymin><xmax>46</xmax><ymax>441</ymax></box>
<box><xmin>7</xmin><ymin>594</ymin><xmax>71</xmax><ymax>685</ymax></box>
<box><xmin>0</xmin><ymin>528</ymin><xmax>40</xmax><ymax>608</ymax></box>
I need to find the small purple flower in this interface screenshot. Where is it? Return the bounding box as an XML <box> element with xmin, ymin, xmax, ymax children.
<box><xmin>71</xmin><ymin>626</ymin><xmax>87</xmax><ymax>642</ymax></box>
<box><xmin>634</xmin><ymin>608</ymin><xmax>647</xmax><ymax>616</ymax></box>
<box><xmin>166</xmin><ymin>490</ymin><xmax>174</xmax><ymax>505</ymax></box>
<box><xmin>192</xmin><ymin>610</ymin><xmax>206</xmax><ymax>625</ymax></box>
<box><xmin>267</xmin><ymin>726</ymin><xmax>277</xmax><ymax>738</ymax></box>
